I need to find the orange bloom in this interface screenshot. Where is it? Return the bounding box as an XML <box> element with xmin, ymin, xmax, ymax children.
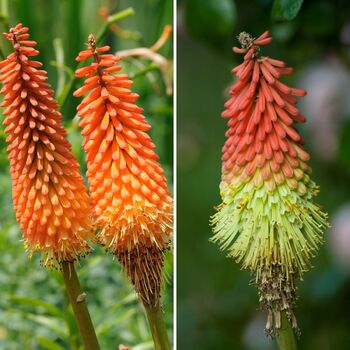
<box><xmin>222</xmin><ymin>31</ymin><xmax>308</xmax><ymax>190</ymax></box>
<box><xmin>74</xmin><ymin>35</ymin><xmax>173</xmax><ymax>304</ymax></box>
<box><xmin>0</xmin><ymin>24</ymin><xmax>91</xmax><ymax>264</ymax></box>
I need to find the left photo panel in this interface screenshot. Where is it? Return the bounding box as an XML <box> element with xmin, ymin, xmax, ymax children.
<box><xmin>0</xmin><ymin>1</ymin><xmax>174</xmax><ymax>349</ymax></box>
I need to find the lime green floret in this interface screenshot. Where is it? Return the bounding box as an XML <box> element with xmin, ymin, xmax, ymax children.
<box><xmin>211</xmin><ymin>174</ymin><xmax>329</xmax><ymax>279</ymax></box>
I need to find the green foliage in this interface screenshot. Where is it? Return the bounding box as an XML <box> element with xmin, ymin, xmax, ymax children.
<box><xmin>179</xmin><ymin>0</ymin><xmax>350</xmax><ymax>349</ymax></box>
<box><xmin>272</xmin><ymin>0</ymin><xmax>304</xmax><ymax>21</ymax></box>
<box><xmin>299</xmin><ymin>2</ymin><xmax>337</xmax><ymax>36</ymax></box>
<box><xmin>38</xmin><ymin>337</ymin><xmax>66</xmax><ymax>350</ymax></box>
<box><xmin>0</xmin><ymin>0</ymin><xmax>173</xmax><ymax>349</ymax></box>
<box><xmin>337</xmin><ymin>118</ymin><xmax>350</xmax><ymax>168</ymax></box>
<box><xmin>184</xmin><ymin>0</ymin><xmax>236</xmax><ymax>49</ymax></box>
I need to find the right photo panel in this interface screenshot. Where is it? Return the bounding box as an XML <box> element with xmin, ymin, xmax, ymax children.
<box><xmin>178</xmin><ymin>1</ymin><xmax>350</xmax><ymax>349</ymax></box>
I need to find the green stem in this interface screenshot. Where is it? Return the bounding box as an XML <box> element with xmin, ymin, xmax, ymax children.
<box><xmin>131</xmin><ymin>62</ymin><xmax>159</xmax><ymax>79</ymax></box>
<box><xmin>58</xmin><ymin>6</ymin><xmax>135</xmax><ymax>110</ymax></box>
<box><xmin>276</xmin><ymin>313</ymin><xmax>298</xmax><ymax>350</ymax></box>
<box><xmin>0</xmin><ymin>0</ymin><xmax>9</xmax><ymax>30</ymax></box>
<box><xmin>143</xmin><ymin>301</ymin><xmax>171</xmax><ymax>350</ymax></box>
<box><xmin>0</xmin><ymin>0</ymin><xmax>9</xmax><ymax>59</ymax></box>
<box><xmin>0</xmin><ymin>47</ymin><xmax>5</xmax><ymax>60</ymax></box>
<box><xmin>61</xmin><ymin>261</ymin><xmax>101</xmax><ymax>350</ymax></box>
<box><xmin>95</xmin><ymin>7</ymin><xmax>135</xmax><ymax>45</ymax></box>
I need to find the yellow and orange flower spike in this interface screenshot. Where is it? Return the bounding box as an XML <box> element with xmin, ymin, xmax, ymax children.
<box><xmin>0</xmin><ymin>24</ymin><xmax>91</xmax><ymax>265</ymax></box>
<box><xmin>74</xmin><ymin>35</ymin><xmax>173</xmax><ymax>305</ymax></box>
<box><xmin>211</xmin><ymin>31</ymin><xmax>329</xmax><ymax>334</ymax></box>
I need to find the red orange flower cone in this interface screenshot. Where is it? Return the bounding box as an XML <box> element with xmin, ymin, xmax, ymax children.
<box><xmin>74</xmin><ymin>35</ymin><xmax>173</xmax><ymax>305</ymax></box>
<box><xmin>0</xmin><ymin>24</ymin><xmax>91</xmax><ymax>265</ymax></box>
<box><xmin>211</xmin><ymin>31</ymin><xmax>329</xmax><ymax>334</ymax></box>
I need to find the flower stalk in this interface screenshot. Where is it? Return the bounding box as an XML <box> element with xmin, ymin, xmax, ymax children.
<box><xmin>276</xmin><ymin>312</ymin><xmax>298</xmax><ymax>350</ymax></box>
<box><xmin>144</xmin><ymin>302</ymin><xmax>171</xmax><ymax>350</ymax></box>
<box><xmin>61</xmin><ymin>261</ymin><xmax>101</xmax><ymax>350</ymax></box>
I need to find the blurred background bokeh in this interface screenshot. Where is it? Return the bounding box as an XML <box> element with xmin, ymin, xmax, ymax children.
<box><xmin>0</xmin><ymin>0</ymin><xmax>173</xmax><ymax>349</ymax></box>
<box><xmin>178</xmin><ymin>0</ymin><xmax>350</xmax><ymax>349</ymax></box>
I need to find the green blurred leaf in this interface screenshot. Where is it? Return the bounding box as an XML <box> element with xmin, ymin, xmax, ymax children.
<box><xmin>8</xmin><ymin>295</ymin><xmax>65</xmax><ymax>319</ymax></box>
<box><xmin>338</xmin><ymin>119</ymin><xmax>350</xmax><ymax>168</ymax></box>
<box><xmin>5</xmin><ymin>309</ymin><xmax>67</xmax><ymax>339</ymax></box>
<box><xmin>112</xmin><ymin>293</ymin><xmax>138</xmax><ymax>311</ymax></box>
<box><xmin>133</xmin><ymin>342</ymin><xmax>154</xmax><ymax>350</ymax></box>
<box><xmin>271</xmin><ymin>22</ymin><xmax>296</xmax><ymax>42</ymax></box>
<box><xmin>299</xmin><ymin>2</ymin><xmax>337</xmax><ymax>36</ymax></box>
<box><xmin>96</xmin><ymin>308</ymin><xmax>137</xmax><ymax>336</ymax></box>
<box><xmin>38</xmin><ymin>337</ymin><xmax>65</xmax><ymax>350</ymax></box>
<box><xmin>27</xmin><ymin>314</ymin><xmax>67</xmax><ymax>339</ymax></box>
<box><xmin>272</xmin><ymin>0</ymin><xmax>303</xmax><ymax>21</ymax></box>
<box><xmin>136</xmin><ymin>314</ymin><xmax>149</xmax><ymax>341</ymax></box>
<box><xmin>185</xmin><ymin>0</ymin><xmax>236</xmax><ymax>48</ymax></box>
<box><xmin>52</xmin><ymin>38</ymin><xmax>66</xmax><ymax>99</ymax></box>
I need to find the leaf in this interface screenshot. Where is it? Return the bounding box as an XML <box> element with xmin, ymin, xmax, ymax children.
<box><xmin>46</xmin><ymin>269</ymin><xmax>63</xmax><ymax>285</ymax></box>
<box><xmin>27</xmin><ymin>314</ymin><xmax>67</xmax><ymax>339</ymax></box>
<box><xmin>8</xmin><ymin>295</ymin><xmax>65</xmax><ymax>319</ymax></box>
<box><xmin>96</xmin><ymin>308</ymin><xmax>137</xmax><ymax>336</ymax></box>
<box><xmin>133</xmin><ymin>342</ymin><xmax>154</xmax><ymax>350</ymax></box>
<box><xmin>272</xmin><ymin>0</ymin><xmax>303</xmax><ymax>21</ymax></box>
<box><xmin>338</xmin><ymin>118</ymin><xmax>350</xmax><ymax>168</ymax></box>
<box><xmin>271</xmin><ymin>23</ymin><xmax>296</xmax><ymax>42</ymax></box>
<box><xmin>5</xmin><ymin>309</ymin><xmax>67</xmax><ymax>339</ymax></box>
<box><xmin>112</xmin><ymin>293</ymin><xmax>138</xmax><ymax>311</ymax></box>
<box><xmin>137</xmin><ymin>314</ymin><xmax>150</xmax><ymax>341</ymax></box>
<box><xmin>52</xmin><ymin>38</ymin><xmax>66</xmax><ymax>100</ymax></box>
<box><xmin>185</xmin><ymin>0</ymin><xmax>236</xmax><ymax>48</ymax></box>
<box><xmin>38</xmin><ymin>337</ymin><xmax>65</xmax><ymax>350</ymax></box>
<box><xmin>299</xmin><ymin>3</ymin><xmax>337</xmax><ymax>36</ymax></box>
<box><xmin>281</xmin><ymin>0</ymin><xmax>303</xmax><ymax>20</ymax></box>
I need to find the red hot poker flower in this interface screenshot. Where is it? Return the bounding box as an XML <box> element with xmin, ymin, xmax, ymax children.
<box><xmin>74</xmin><ymin>35</ymin><xmax>173</xmax><ymax>305</ymax></box>
<box><xmin>0</xmin><ymin>24</ymin><xmax>91</xmax><ymax>264</ymax></box>
<box><xmin>211</xmin><ymin>31</ymin><xmax>329</xmax><ymax>334</ymax></box>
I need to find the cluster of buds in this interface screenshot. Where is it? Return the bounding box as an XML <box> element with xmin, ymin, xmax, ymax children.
<box><xmin>211</xmin><ymin>31</ymin><xmax>329</xmax><ymax>334</ymax></box>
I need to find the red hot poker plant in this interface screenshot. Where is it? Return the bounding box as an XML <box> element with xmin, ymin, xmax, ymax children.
<box><xmin>74</xmin><ymin>34</ymin><xmax>173</xmax><ymax>350</ymax></box>
<box><xmin>211</xmin><ymin>31</ymin><xmax>329</xmax><ymax>335</ymax></box>
<box><xmin>0</xmin><ymin>24</ymin><xmax>91</xmax><ymax>264</ymax></box>
<box><xmin>73</xmin><ymin>35</ymin><xmax>173</xmax><ymax>307</ymax></box>
<box><xmin>0</xmin><ymin>24</ymin><xmax>100</xmax><ymax>349</ymax></box>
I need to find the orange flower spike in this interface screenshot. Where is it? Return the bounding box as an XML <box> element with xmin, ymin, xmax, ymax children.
<box><xmin>0</xmin><ymin>24</ymin><xmax>91</xmax><ymax>265</ymax></box>
<box><xmin>74</xmin><ymin>34</ymin><xmax>173</xmax><ymax>305</ymax></box>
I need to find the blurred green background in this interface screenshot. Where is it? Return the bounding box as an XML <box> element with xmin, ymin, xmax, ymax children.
<box><xmin>178</xmin><ymin>0</ymin><xmax>350</xmax><ymax>349</ymax></box>
<box><xmin>0</xmin><ymin>0</ymin><xmax>173</xmax><ymax>349</ymax></box>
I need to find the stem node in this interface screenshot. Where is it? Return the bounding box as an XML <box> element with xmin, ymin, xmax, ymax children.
<box><xmin>61</xmin><ymin>261</ymin><xmax>101</xmax><ymax>350</ymax></box>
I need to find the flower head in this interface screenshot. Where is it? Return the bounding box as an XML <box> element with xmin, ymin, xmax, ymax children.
<box><xmin>0</xmin><ymin>24</ymin><xmax>91</xmax><ymax>265</ymax></box>
<box><xmin>74</xmin><ymin>35</ymin><xmax>173</xmax><ymax>304</ymax></box>
<box><xmin>211</xmin><ymin>31</ymin><xmax>329</xmax><ymax>334</ymax></box>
